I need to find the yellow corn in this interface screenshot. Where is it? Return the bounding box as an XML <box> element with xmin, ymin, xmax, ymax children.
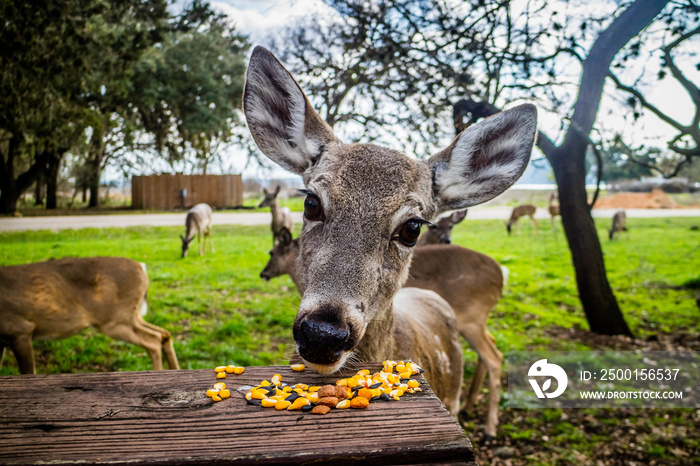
<box><xmin>290</xmin><ymin>364</ymin><xmax>306</xmax><ymax>371</ymax></box>
<box><xmin>336</xmin><ymin>399</ymin><xmax>350</xmax><ymax>409</ymax></box>
<box><xmin>245</xmin><ymin>392</ymin><xmax>252</xmax><ymax>401</ymax></box>
<box><xmin>214</xmin><ymin>366</ymin><xmax>227</xmax><ymax>373</ymax></box>
<box><xmin>392</xmin><ymin>395</ymin><xmax>401</xmax><ymax>401</ymax></box>
<box><xmin>225</xmin><ymin>365</ymin><xmax>236</xmax><ymax>373</ymax></box>
<box><xmin>396</xmin><ymin>364</ymin><xmax>406</xmax><ymax>373</ymax></box>
<box><xmin>407</xmin><ymin>379</ymin><xmax>420</xmax><ymax>389</ymax></box>
<box><xmin>399</xmin><ymin>371</ymin><xmax>411</xmax><ymax>379</ymax></box>
<box><xmin>251</xmin><ymin>389</ymin><xmax>267</xmax><ymax>400</ymax></box>
<box><xmin>232</xmin><ymin>366</ymin><xmax>245</xmax><ymax>375</ymax></box>
<box><xmin>213</xmin><ymin>383</ymin><xmax>226</xmax><ymax>390</ymax></box>
<box><xmin>275</xmin><ymin>400</ymin><xmax>291</xmax><ymax>410</ymax></box>
<box><xmin>271</xmin><ymin>374</ymin><xmax>282</xmax><ymax>385</ymax></box>
<box><xmin>307</xmin><ymin>392</ymin><xmax>319</xmax><ymax>403</ymax></box>
<box><xmin>371</xmin><ymin>388</ymin><xmax>382</xmax><ymax>398</ymax></box>
<box><xmin>219</xmin><ymin>389</ymin><xmax>231</xmax><ymax>399</ymax></box>
<box><xmin>390</xmin><ymin>389</ymin><xmax>404</xmax><ymax>398</ymax></box>
<box><xmin>357</xmin><ymin>369</ymin><xmax>370</xmax><ymax>376</ymax></box>
<box><xmin>308</xmin><ymin>386</ymin><xmax>320</xmax><ymax>393</ymax></box>
<box><xmin>382</xmin><ymin>361</ymin><xmax>393</xmax><ymax>373</ymax></box>
<box><xmin>346</xmin><ymin>377</ymin><xmax>358</xmax><ymax>388</ymax></box>
<box><xmin>260</xmin><ymin>380</ymin><xmax>271</xmax><ymax>386</ymax></box>
<box><xmin>336</xmin><ymin>379</ymin><xmax>348</xmax><ymax>387</ymax></box>
<box><xmin>211</xmin><ymin>394</ymin><xmax>222</xmax><ymax>402</ymax></box>
<box><xmin>216</xmin><ymin>372</ymin><xmax>226</xmax><ymax>379</ymax></box>
<box><xmin>261</xmin><ymin>398</ymin><xmax>277</xmax><ymax>408</ymax></box>
<box><xmin>282</xmin><ymin>386</ymin><xmax>293</xmax><ymax>393</ymax></box>
<box><xmin>206</xmin><ymin>389</ymin><xmax>219</xmax><ymax>398</ymax></box>
<box><xmin>288</xmin><ymin>397</ymin><xmax>309</xmax><ymax>410</ymax></box>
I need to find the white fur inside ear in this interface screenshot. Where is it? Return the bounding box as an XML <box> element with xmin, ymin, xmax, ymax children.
<box><xmin>434</xmin><ymin>105</ymin><xmax>536</xmax><ymax>209</ymax></box>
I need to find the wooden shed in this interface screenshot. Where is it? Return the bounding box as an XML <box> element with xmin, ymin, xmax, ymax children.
<box><xmin>131</xmin><ymin>174</ymin><xmax>243</xmax><ymax>210</ymax></box>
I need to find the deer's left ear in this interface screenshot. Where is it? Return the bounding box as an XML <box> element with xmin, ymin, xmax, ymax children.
<box><xmin>428</xmin><ymin>104</ymin><xmax>537</xmax><ymax>212</ymax></box>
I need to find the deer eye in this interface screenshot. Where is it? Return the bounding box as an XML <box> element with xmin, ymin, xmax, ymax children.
<box><xmin>396</xmin><ymin>219</ymin><xmax>423</xmax><ymax>247</ymax></box>
<box><xmin>303</xmin><ymin>194</ymin><xmax>324</xmax><ymax>221</ymax></box>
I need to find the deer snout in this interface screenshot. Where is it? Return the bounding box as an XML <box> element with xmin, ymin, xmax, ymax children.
<box><xmin>293</xmin><ymin>311</ymin><xmax>353</xmax><ymax>365</ymax></box>
<box><xmin>440</xmin><ymin>237</ymin><xmax>451</xmax><ymax>244</ymax></box>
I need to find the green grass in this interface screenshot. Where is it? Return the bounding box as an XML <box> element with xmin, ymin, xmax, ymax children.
<box><xmin>1</xmin><ymin>217</ymin><xmax>698</xmax><ymax>464</ymax></box>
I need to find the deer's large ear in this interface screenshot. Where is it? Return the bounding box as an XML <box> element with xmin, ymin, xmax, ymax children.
<box><xmin>428</xmin><ymin>104</ymin><xmax>537</xmax><ymax>212</ymax></box>
<box><xmin>244</xmin><ymin>46</ymin><xmax>336</xmax><ymax>175</ymax></box>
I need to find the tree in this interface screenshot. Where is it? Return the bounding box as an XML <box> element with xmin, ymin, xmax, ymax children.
<box><xmin>281</xmin><ymin>0</ymin><xmax>693</xmax><ymax>335</ymax></box>
<box><xmin>131</xmin><ymin>2</ymin><xmax>249</xmax><ymax>176</ymax></box>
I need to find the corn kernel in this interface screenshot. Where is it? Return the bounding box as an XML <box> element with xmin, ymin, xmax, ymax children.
<box><xmin>245</xmin><ymin>392</ymin><xmax>252</xmax><ymax>401</ymax></box>
<box><xmin>399</xmin><ymin>371</ymin><xmax>411</xmax><ymax>379</ymax></box>
<box><xmin>275</xmin><ymin>400</ymin><xmax>291</xmax><ymax>410</ymax></box>
<box><xmin>308</xmin><ymin>386</ymin><xmax>320</xmax><ymax>393</ymax></box>
<box><xmin>307</xmin><ymin>392</ymin><xmax>319</xmax><ymax>403</ymax></box>
<box><xmin>288</xmin><ymin>397</ymin><xmax>309</xmax><ymax>410</ymax></box>
<box><xmin>211</xmin><ymin>394</ymin><xmax>222</xmax><ymax>402</ymax></box>
<box><xmin>251</xmin><ymin>389</ymin><xmax>267</xmax><ymax>400</ymax></box>
<box><xmin>350</xmin><ymin>397</ymin><xmax>369</xmax><ymax>409</ymax></box>
<box><xmin>396</xmin><ymin>364</ymin><xmax>406</xmax><ymax>373</ymax></box>
<box><xmin>346</xmin><ymin>377</ymin><xmax>358</xmax><ymax>388</ymax></box>
<box><xmin>271</xmin><ymin>374</ymin><xmax>282</xmax><ymax>385</ymax></box>
<box><xmin>214</xmin><ymin>366</ymin><xmax>227</xmax><ymax>372</ymax></box>
<box><xmin>371</xmin><ymin>388</ymin><xmax>382</xmax><ymax>398</ymax></box>
<box><xmin>336</xmin><ymin>379</ymin><xmax>348</xmax><ymax>387</ymax></box>
<box><xmin>290</xmin><ymin>364</ymin><xmax>306</xmax><ymax>371</ymax></box>
<box><xmin>261</xmin><ymin>398</ymin><xmax>277</xmax><ymax>408</ymax></box>
<box><xmin>392</xmin><ymin>395</ymin><xmax>401</xmax><ymax>401</ymax></box>
<box><xmin>357</xmin><ymin>388</ymin><xmax>372</xmax><ymax>400</ymax></box>
<box><xmin>225</xmin><ymin>365</ymin><xmax>236</xmax><ymax>373</ymax></box>
<box><xmin>216</xmin><ymin>372</ymin><xmax>226</xmax><ymax>379</ymax></box>
<box><xmin>407</xmin><ymin>379</ymin><xmax>420</xmax><ymax>389</ymax></box>
<box><xmin>390</xmin><ymin>389</ymin><xmax>404</xmax><ymax>398</ymax></box>
<box><xmin>214</xmin><ymin>383</ymin><xmax>226</xmax><ymax>390</ymax></box>
<box><xmin>382</xmin><ymin>361</ymin><xmax>393</xmax><ymax>373</ymax></box>
<box><xmin>219</xmin><ymin>389</ymin><xmax>231</xmax><ymax>399</ymax></box>
<box><xmin>259</xmin><ymin>380</ymin><xmax>271</xmax><ymax>386</ymax></box>
<box><xmin>387</xmin><ymin>374</ymin><xmax>398</xmax><ymax>384</ymax></box>
<box><xmin>283</xmin><ymin>386</ymin><xmax>293</xmax><ymax>393</ymax></box>
<box><xmin>232</xmin><ymin>366</ymin><xmax>245</xmax><ymax>375</ymax></box>
<box><xmin>336</xmin><ymin>399</ymin><xmax>350</xmax><ymax>409</ymax></box>
<box><xmin>206</xmin><ymin>389</ymin><xmax>219</xmax><ymax>397</ymax></box>
<box><xmin>357</xmin><ymin>369</ymin><xmax>370</xmax><ymax>376</ymax></box>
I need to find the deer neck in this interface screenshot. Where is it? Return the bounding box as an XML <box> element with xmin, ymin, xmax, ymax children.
<box><xmin>353</xmin><ymin>302</ymin><xmax>396</xmax><ymax>362</ymax></box>
<box><xmin>269</xmin><ymin>200</ymin><xmax>281</xmax><ymax>222</ymax></box>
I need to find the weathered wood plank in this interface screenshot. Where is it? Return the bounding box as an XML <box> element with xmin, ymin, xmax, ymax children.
<box><xmin>0</xmin><ymin>365</ymin><xmax>475</xmax><ymax>465</ymax></box>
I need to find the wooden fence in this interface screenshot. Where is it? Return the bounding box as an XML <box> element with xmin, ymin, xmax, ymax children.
<box><xmin>131</xmin><ymin>174</ymin><xmax>243</xmax><ymax>210</ymax></box>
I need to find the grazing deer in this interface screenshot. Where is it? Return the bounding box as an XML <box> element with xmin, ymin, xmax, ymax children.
<box><xmin>506</xmin><ymin>204</ymin><xmax>538</xmax><ymax>235</ymax></box>
<box><xmin>262</xmin><ymin>228</ymin><xmax>506</xmax><ymax>437</ymax></box>
<box><xmin>181</xmin><ymin>203</ymin><xmax>213</xmax><ymax>258</ymax></box>
<box><xmin>244</xmin><ymin>46</ymin><xmax>536</xmax><ymax>414</ymax></box>
<box><xmin>0</xmin><ymin>257</ymin><xmax>179</xmax><ymax>374</ymax></box>
<box><xmin>548</xmin><ymin>192</ymin><xmax>560</xmax><ymax>231</ymax></box>
<box><xmin>259</xmin><ymin>185</ymin><xmax>294</xmax><ymax>241</ymax></box>
<box><xmin>417</xmin><ymin>210</ymin><xmax>467</xmax><ymax>245</ymax></box>
<box><xmin>609</xmin><ymin>210</ymin><xmax>628</xmax><ymax>240</ymax></box>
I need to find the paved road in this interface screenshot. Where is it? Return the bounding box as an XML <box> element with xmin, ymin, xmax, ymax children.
<box><xmin>1</xmin><ymin>208</ymin><xmax>699</xmax><ymax>232</ymax></box>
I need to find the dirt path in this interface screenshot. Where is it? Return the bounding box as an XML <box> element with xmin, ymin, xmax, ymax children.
<box><xmin>1</xmin><ymin>208</ymin><xmax>699</xmax><ymax>232</ymax></box>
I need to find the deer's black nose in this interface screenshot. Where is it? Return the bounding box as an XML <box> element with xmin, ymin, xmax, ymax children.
<box><xmin>440</xmin><ymin>237</ymin><xmax>451</xmax><ymax>244</ymax></box>
<box><xmin>294</xmin><ymin>311</ymin><xmax>351</xmax><ymax>365</ymax></box>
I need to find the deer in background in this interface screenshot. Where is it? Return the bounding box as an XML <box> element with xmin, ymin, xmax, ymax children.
<box><xmin>506</xmin><ymin>204</ymin><xmax>538</xmax><ymax>235</ymax></box>
<box><xmin>261</xmin><ymin>227</ymin><xmax>507</xmax><ymax>438</ymax></box>
<box><xmin>417</xmin><ymin>209</ymin><xmax>467</xmax><ymax>245</ymax></box>
<box><xmin>244</xmin><ymin>47</ymin><xmax>536</xmax><ymax>416</ymax></box>
<box><xmin>181</xmin><ymin>203</ymin><xmax>213</xmax><ymax>258</ymax></box>
<box><xmin>609</xmin><ymin>210</ymin><xmax>628</xmax><ymax>240</ymax></box>
<box><xmin>259</xmin><ymin>185</ymin><xmax>294</xmax><ymax>242</ymax></box>
<box><xmin>0</xmin><ymin>257</ymin><xmax>180</xmax><ymax>374</ymax></box>
<box><xmin>548</xmin><ymin>192</ymin><xmax>560</xmax><ymax>231</ymax></box>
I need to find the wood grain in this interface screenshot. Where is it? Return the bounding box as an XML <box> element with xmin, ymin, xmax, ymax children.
<box><xmin>0</xmin><ymin>364</ymin><xmax>475</xmax><ymax>465</ymax></box>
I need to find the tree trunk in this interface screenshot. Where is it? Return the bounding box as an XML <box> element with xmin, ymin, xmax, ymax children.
<box><xmin>0</xmin><ymin>134</ymin><xmax>21</xmax><ymax>214</ymax></box>
<box><xmin>34</xmin><ymin>176</ymin><xmax>44</xmax><ymax>206</ymax></box>
<box><xmin>45</xmin><ymin>156</ymin><xmax>60</xmax><ymax>210</ymax></box>
<box><xmin>550</xmin><ymin>143</ymin><xmax>633</xmax><ymax>336</ymax></box>
<box><xmin>88</xmin><ymin>155</ymin><xmax>101</xmax><ymax>208</ymax></box>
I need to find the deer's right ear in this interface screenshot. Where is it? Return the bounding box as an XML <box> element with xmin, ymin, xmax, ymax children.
<box><xmin>276</xmin><ymin>227</ymin><xmax>293</xmax><ymax>246</ymax></box>
<box><xmin>428</xmin><ymin>104</ymin><xmax>537</xmax><ymax>212</ymax></box>
<box><xmin>244</xmin><ymin>46</ymin><xmax>335</xmax><ymax>175</ymax></box>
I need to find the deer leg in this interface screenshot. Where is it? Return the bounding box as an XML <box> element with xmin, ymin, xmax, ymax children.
<box><xmin>140</xmin><ymin>320</ymin><xmax>180</xmax><ymax>370</ymax></box>
<box><xmin>10</xmin><ymin>334</ymin><xmax>36</xmax><ymax>374</ymax></box>
<box><xmin>464</xmin><ymin>357</ymin><xmax>487</xmax><ymax>413</ymax></box>
<box><xmin>99</xmin><ymin>321</ymin><xmax>164</xmax><ymax>370</ymax></box>
<box><xmin>207</xmin><ymin>228</ymin><xmax>214</xmax><ymax>253</ymax></box>
<box><xmin>531</xmin><ymin>215</ymin><xmax>539</xmax><ymax>234</ymax></box>
<box><xmin>459</xmin><ymin>324</ymin><xmax>503</xmax><ymax>437</ymax></box>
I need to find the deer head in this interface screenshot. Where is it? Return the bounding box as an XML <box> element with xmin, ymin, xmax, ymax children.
<box><xmin>180</xmin><ymin>234</ymin><xmax>194</xmax><ymax>258</ymax></box>
<box><xmin>258</xmin><ymin>185</ymin><xmax>281</xmax><ymax>208</ymax></box>
<box><xmin>260</xmin><ymin>227</ymin><xmax>296</xmax><ymax>281</ymax></box>
<box><xmin>418</xmin><ymin>210</ymin><xmax>467</xmax><ymax>245</ymax></box>
<box><xmin>244</xmin><ymin>47</ymin><xmax>536</xmax><ymax>373</ymax></box>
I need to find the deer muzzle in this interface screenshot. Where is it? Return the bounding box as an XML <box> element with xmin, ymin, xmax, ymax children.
<box><xmin>293</xmin><ymin>306</ymin><xmax>354</xmax><ymax>367</ymax></box>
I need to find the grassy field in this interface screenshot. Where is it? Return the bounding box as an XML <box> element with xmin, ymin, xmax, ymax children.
<box><xmin>1</xmin><ymin>217</ymin><xmax>698</xmax><ymax>464</ymax></box>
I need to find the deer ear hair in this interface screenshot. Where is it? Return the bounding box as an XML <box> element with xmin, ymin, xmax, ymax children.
<box><xmin>274</xmin><ymin>185</ymin><xmax>281</xmax><ymax>195</ymax></box>
<box><xmin>277</xmin><ymin>227</ymin><xmax>292</xmax><ymax>246</ymax></box>
<box><xmin>262</xmin><ymin>187</ymin><xmax>268</xmax><ymax>195</ymax></box>
<box><xmin>451</xmin><ymin>209</ymin><xmax>467</xmax><ymax>224</ymax></box>
<box><xmin>428</xmin><ymin>104</ymin><xmax>537</xmax><ymax>212</ymax></box>
<box><xmin>244</xmin><ymin>46</ymin><xmax>335</xmax><ymax>175</ymax></box>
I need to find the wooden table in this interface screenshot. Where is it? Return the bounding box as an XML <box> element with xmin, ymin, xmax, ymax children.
<box><xmin>0</xmin><ymin>364</ymin><xmax>476</xmax><ymax>465</ymax></box>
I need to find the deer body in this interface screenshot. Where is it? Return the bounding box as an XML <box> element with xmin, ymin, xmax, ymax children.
<box><xmin>548</xmin><ymin>192</ymin><xmax>560</xmax><ymax>231</ymax></box>
<box><xmin>259</xmin><ymin>186</ymin><xmax>294</xmax><ymax>240</ymax></box>
<box><xmin>244</xmin><ymin>47</ymin><xmax>536</xmax><ymax>417</ymax></box>
<box><xmin>506</xmin><ymin>204</ymin><xmax>538</xmax><ymax>235</ymax></box>
<box><xmin>609</xmin><ymin>210</ymin><xmax>627</xmax><ymax>240</ymax></box>
<box><xmin>0</xmin><ymin>257</ymin><xmax>179</xmax><ymax>374</ymax></box>
<box><xmin>181</xmin><ymin>203</ymin><xmax>213</xmax><ymax>258</ymax></box>
<box><xmin>262</xmin><ymin>231</ymin><xmax>504</xmax><ymax>434</ymax></box>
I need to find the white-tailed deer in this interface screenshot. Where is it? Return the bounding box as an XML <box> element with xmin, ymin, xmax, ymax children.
<box><xmin>609</xmin><ymin>210</ymin><xmax>627</xmax><ymax>240</ymax></box>
<box><xmin>506</xmin><ymin>204</ymin><xmax>538</xmax><ymax>235</ymax></box>
<box><xmin>259</xmin><ymin>185</ymin><xmax>294</xmax><ymax>241</ymax></box>
<box><xmin>548</xmin><ymin>192</ymin><xmax>560</xmax><ymax>231</ymax></box>
<box><xmin>244</xmin><ymin>46</ymin><xmax>536</xmax><ymax>415</ymax></box>
<box><xmin>261</xmin><ymin>228</ymin><xmax>506</xmax><ymax>437</ymax></box>
<box><xmin>181</xmin><ymin>203</ymin><xmax>213</xmax><ymax>258</ymax></box>
<box><xmin>0</xmin><ymin>257</ymin><xmax>179</xmax><ymax>374</ymax></box>
<box><xmin>417</xmin><ymin>209</ymin><xmax>467</xmax><ymax>245</ymax></box>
